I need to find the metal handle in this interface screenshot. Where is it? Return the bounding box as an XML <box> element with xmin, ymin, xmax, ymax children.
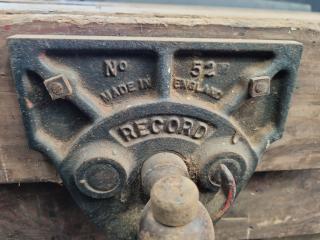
<box><xmin>138</xmin><ymin>152</ymin><xmax>215</xmax><ymax>240</ymax></box>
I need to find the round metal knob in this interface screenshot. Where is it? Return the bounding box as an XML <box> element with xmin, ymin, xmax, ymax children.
<box><xmin>70</xmin><ymin>141</ymin><xmax>135</xmax><ymax>199</ymax></box>
<box><xmin>150</xmin><ymin>175</ymin><xmax>199</xmax><ymax>227</ymax></box>
<box><xmin>74</xmin><ymin>158</ymin><xmax>126</xmax><ymax>199</ymax></box>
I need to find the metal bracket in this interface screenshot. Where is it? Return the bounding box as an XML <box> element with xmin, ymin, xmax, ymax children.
<box><xmin>8</xmin><ymin>35</ymin><xmax>302</xmax><ymax>239</ymax></box>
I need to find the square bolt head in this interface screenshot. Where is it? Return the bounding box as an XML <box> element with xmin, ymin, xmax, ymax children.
<box><xmin>44</xmin><ymin>74</ymin><xmax>72</xmax><ymax>100</ymax></box>
<box><xmin>249</xmin><ymin>76</ymin><xmax>271</xmax><ymax>97</ymax></box>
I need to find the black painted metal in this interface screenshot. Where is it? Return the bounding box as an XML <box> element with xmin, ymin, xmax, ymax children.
<box><xmin>8</xmin><ymin>35</ymin><xmax>302</xmax><ymax>239</ymax></box>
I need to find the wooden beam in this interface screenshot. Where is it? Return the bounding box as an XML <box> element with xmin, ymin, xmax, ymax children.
<box><xmin>216</xmin><ymin>169</ymin><xmax>320</xmax><ymax>239</ymax></box>
<box><xmin>0</xmin><ymin>5</ymin><xmax>319</xmax><ymax>182</ymax></box>
<box><xmin>0</xmin><ymin>169</ymin><xmax>319</xmax><ymax>239</ymax></box>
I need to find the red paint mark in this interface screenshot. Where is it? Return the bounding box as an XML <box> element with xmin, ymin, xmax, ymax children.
<box><xmin>211</xmin><ymin>165</ymin><xmax>237</xmax><ymax>222</ymax></box>
<box><xmin>25</xmin><ymin>98</ymin><xmax>34</xmax><ymax>109</ymax></box>
<box><xmin>39</xmin><ymin>52</ymin><xmax>45</xmax><ymax>59</ymax></box>
<box><xmin>222</xmin><ymin>180</ymin><xmax>236</xmax><ymax>212</ymax></box>
<box><xmin>3</xmin><ymin>25</ymin><xmax>11</xmax><ymax>31</ymax></box>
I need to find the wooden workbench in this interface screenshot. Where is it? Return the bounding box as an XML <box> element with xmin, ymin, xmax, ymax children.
<box><xmin>0</xmin><ymin>2</ymin><xmax>319</xmax><ymax>239</ymax></box>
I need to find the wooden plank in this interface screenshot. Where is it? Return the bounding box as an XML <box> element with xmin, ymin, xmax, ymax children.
<box><xmin>0</xmin><ymin>169</ymin><xmax>319</xmax><ymax>239</ymax></box>
<box><xmin>216</xmin><ymin>169</ymin><xmax>320</xmax><ymax>239</ymax></box>
<box><xmin>268</xmin><ymin>235</ymin><xmax>320</xmax><ymax>240</ymax></box>
<box><xmin>0</xmin><ymin>183</ymin><xmax>105</xmax><ymax>240</ymax></box>
<box><xmin>0</xmin><ymin>4</ymin><xmax>319</xmax><ymax>182</ymax></box>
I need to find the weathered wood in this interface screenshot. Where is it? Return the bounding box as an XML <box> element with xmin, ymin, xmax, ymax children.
<box><xmin>216</xmin><ymin>169</ymin><xmax>320</xmax><ymax>239</ymax></box>
<box><xmin>0</xmin><ymin>169</ymin><xmax>319</xmax><ymax>239</ymax></box>
<box><xmin>269</xmin><ymin>235</ymin><xmax>320</xmax><ymax>240</ymax></box>
<box><xmin>0</xmin><ymin>183</ymin><xmax>105</xmax><ymax>240</ymax></box>
<box><xmin>0</xmin><ymin>4</ymin><xmax>319</xmax><ymax>183</ymax></box>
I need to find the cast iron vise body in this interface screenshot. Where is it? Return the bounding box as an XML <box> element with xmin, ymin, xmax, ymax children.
<box><xmin>9</xmin><ymin>35</ymin><xmax>302</xmax><ymax>239</ymax></box>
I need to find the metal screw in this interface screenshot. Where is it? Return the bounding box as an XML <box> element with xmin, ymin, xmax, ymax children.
<box><xmin>48</xmin><ymin>82</ymin><xmax>64</xmax><ymax>96</ymax></box>
<box><xmin>74</xmin><ymin>159</ymin><xmax>125</xmax><ymax>199</ymax></box>
<box><xmin>249</xmin><ymin>76</ymin><xmax>271</xmax><ymax>97</ymax></box>
<box><xmin>44</xmin><ymin>74</ymin><xmax>72</xmax><ymax>100</ymax></box>
<box><xmin>81</xmin><ymin>163</ymin><xmax>121</xmax><ymax>192</ymax></box>
<box><xmin>255</xmin><ymin>81</ymin><xmax>268</xmax><ymax>94</ymax></box>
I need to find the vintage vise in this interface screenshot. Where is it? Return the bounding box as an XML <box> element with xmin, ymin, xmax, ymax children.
<box><xmin>8</xmin><ymin>35</ymin><xmax>302</xmax><ymax>239</ymax></box>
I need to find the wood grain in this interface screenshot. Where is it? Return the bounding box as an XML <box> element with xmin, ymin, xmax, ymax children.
<box><xmin>0</xmin><ymin>169</ymin><xmax>319</xmax><ymax>239</ymax></box>
<box><xmin>0</xmin><ymin>4</ymin><xmax>319</xmax><ymax>182</ymax></box>
<box><xmin>216</xmin><ymin>169</ymin><xmax>320</xmax><ymax>239</ymax></box>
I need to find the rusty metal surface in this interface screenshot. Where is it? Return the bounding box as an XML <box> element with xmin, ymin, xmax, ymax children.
<box><xmin>8</xmin><ymin>35</ymin><xmax>302</xmax><ymax>239</ymax></box>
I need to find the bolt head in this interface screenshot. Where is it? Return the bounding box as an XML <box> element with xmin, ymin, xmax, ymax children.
<box><xmin>74</xmin><ymin>158</ymin><xmax>126</xmax><ymax>199</ymax></box>
<box><xmin>48</xmin><ymin>82</ymin><xmax>64</xmax><ymax>96</ymax></box>
<box><xmin>249</xmin><ymin>76</ymin><xmax>271</xmax><ymax>97</ymax></box>
<box><xmin>44</xmin><ymin>74</ymin><xmax>72</xmax><ymax>100</ymax></box>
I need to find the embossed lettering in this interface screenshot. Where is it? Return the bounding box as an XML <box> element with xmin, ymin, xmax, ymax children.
<box><xmin>190</xmin><ymin>60</ymin><xmax>217</xmax><ymax>78</ymax></box>
<box><xmin>105</xmin><ymin>60</ymin><xmax>127</xmax><ymax>77</ymax></box>
<box><xmin>118</xmin><ymin>84</ymin><xmax>128</xmax><ymax>95</ymax></box>
<box><xmin>127</xmin><ymin>81</ymin><xmax>136</xmax><ymax>92</ymax></box>
<box><xmin>105</xmin><ymin>60</ymin><xmax>117</xmax><ymax>77</ymax></box>
<box><xmin>204</xmin><ymin>61</ymin><xmax>217</xmax><ymax>77</ymax></box>
<box><xmin>166</xmin><ymin>117</ymin><xmax>180</xmax><ymax>133</ymax></box>
<box><xmin>181</xmin><ymin>118</ymin><xmax>193</xmax><ymax>135</ymax></box>
<box><xmin>151</xmin><ymin>117</ymin><xmax>164</xmax><ymax>134</ymax></box>
<box><xmin>135</xmin><ymin>119</ymin><xmax>150</xmax><ymax>137</ymax></box>
<box><xmin>187</xmin><ymin>80</ymin><xmax>196</xmax><ymax>91</ymax></box>
<box><xmin>115</xmin><ymin>115</ymin><xmax>213</xmax><ymax>142</ymax></box>
<box><xmin>138</xmin><ymin>78</ymin><xmax>152</xmax><ymax>90</ymax></box>
<box><xmin>190</xmin><ymin>60</ymin><xmax>228</xmax><ymax>78</ymax></box>
<box><xmin>173</xmin><ymin>78</ymin><xmax>223</xmax><ymax>100</ymax></box>
<box><xmin>190</xmin><ymin>60</ymin><xmax>202</xmax><ymax>77</ymax></box>
<box><xmin>192</xmin><ymin>123</ymin><xmax>207</xmax><ymax>139</ymax></box>
<box><xmin>119</xmin><ymin>124</ymin><xmax>138</xmax><ymax>141</ymax></box>
<box><xmin>100</xmin><ymin>78</ymin><xmax>152</xmax><ymax>103</ymax></box>
<box><xmin>111</xmin><ymin>86</ymin><xmax>121</xmax><ymax>97</ymax></box>
<box><xmin>118</xmin><ymin>61</ymin><xmax>127</xmax><ymax>71</ymax></box>
<box><xmin>100</xmin><ymin>90</ymin><xmax>113</xmax><ymax>102</ymax></box>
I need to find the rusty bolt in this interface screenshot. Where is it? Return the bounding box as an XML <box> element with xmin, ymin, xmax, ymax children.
<box><xmin>150</xmin><ymin>175</ymin><xmax>199</xmax><ymax>227</ymax></box>
<box><xmin>44</xmin><ymin>74</ymin><xmax>72</xmax><ymax>100</ymax></box>
<box><xmin>249</xmin><ymin>76</ymin><xmax>271</xmax><ymax>97</ymax></box>
<box><xmin>255</xmin><ymin>81</ymin><xmax>268</xmax><ymax>93</ymax></box>
<box><xmin>48</xmin><ymin>82</ymin><xmax>64</xmax><ymax>95</ymax></box>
